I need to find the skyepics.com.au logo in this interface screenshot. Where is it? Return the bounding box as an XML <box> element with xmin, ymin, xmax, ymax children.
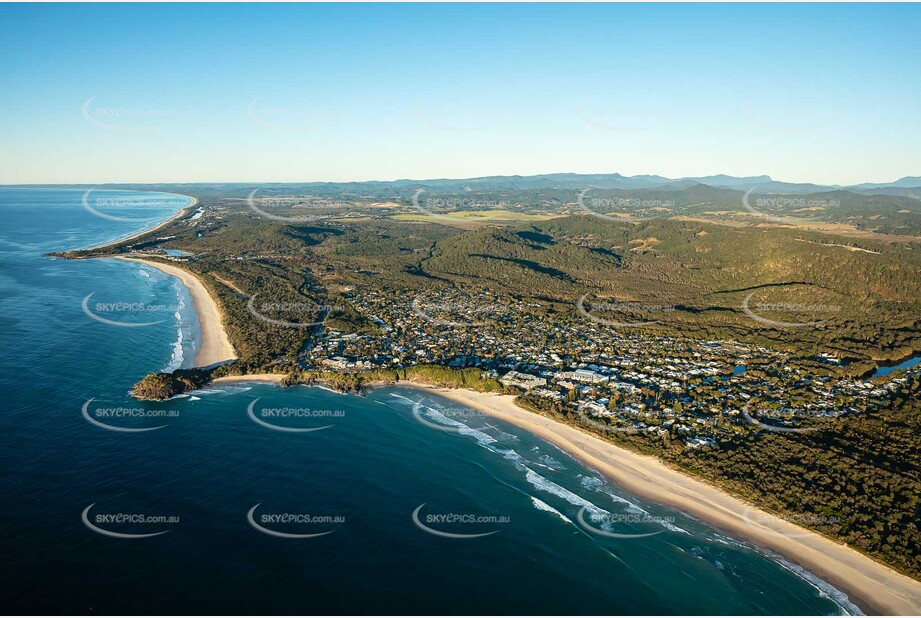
<box><xmin>740</xmin><ymin>403</ymin><xmax>818</xmax><ymax>435</ymax></box>
<box><xmin>246</xmin><ymin>188</ymin><xmax>348</xmax><ymax>223</ymax></box>
<box><xmin>82</xmin><ymin>398</ymin><xmax>178</xmax><ymax>433</ymax></box>
<box><xmin>576</xmin><ymin>507</ymin><xmax>673</xmax><ymax>539</ymax></box>
<box><xmin>246</xmin><ymin>398</ymin><xmax>343</xmax><ymax>433</ymax></box>
<box><xmin>577</xmin><ymin>293</ymin><xmax>676</xmax><ymax>327</ymax></box>
<box><xmin>411</xmin><ymin>292</ymin><xmax>507</xmax><ymax>328</ymax></box>
<box><xmin>411</xmin><ymin>189</ymin><xmax>506</xmax><ymax>222</ymax></box>
<box><xmin>247</xmin><ymin>504</ymin><xmax>343</xmax><ymax>539</ymax></box>
<box><xmin>81</xmin><ymin>98</ymin><xmax>177</xmax><ymax>131</ymax></box>
<box><xmin>82</xmin><ymin>504</ymin><xmax>178</xmax><ymax>539</ymax></box>
<box><xmin>742</xmin><ymin>506</ymin><xmax>839</xmax><ymax>539</ymax></box>
<box><xmin>741</xmin><ymin>189</ymin><xmax>838</xmax><ymax>224</ymax></box>
<box><xmin>577</xmin><ymin>188</ymin><xmax>675</xmax><ymax>222</ymax></box>
<box><xmin>81</xmin><ymin>188</ymin><xmax>180</xmax><ymax>223</ymax></box>
<box><xmin>246</xmin><ymin>295</ymin><xmax>344</xmax><ymax>328</ymax></box>
<box><xmin>410</xmin><ymin>400</ymin><xmax>490</xmax><ymax>434</ymax></box>
<box><xmin>81</xmin><ymin>293</ymin><xmax>179</xmax><ymax>327</ymax></box>
<box><xmin>411</xmin><ymin>504</ymin><xmax>508</xmax><ymax>539</ymax></box>
<box><xmin>740</xmin><ymin>286</ymin><xmax>841</xmax><ymax>329</ymax></box>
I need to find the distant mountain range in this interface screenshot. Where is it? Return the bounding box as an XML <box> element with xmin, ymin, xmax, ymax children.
<box><xmin>267</xmin><ymin>172</ymin><xmax>921</xmax><ymax>197</ymax></box>
<box><xmin>11</xmin><ymin>174</ymin><xmax>921</xmax><ymax>199</ymax></box>
<box><xmin>387</xmin><ymin>173</ymin><xmax>921</xmax><ymax>195</ymax></box>
<box><xmin>851</xmin><ymin>177</ymin><xmax>921</xmax><ymax>190</ymax></box>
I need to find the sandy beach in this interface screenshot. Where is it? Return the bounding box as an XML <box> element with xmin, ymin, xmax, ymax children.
<box><xmin>84</xmin><ymin>195</ymin><xmax>199</xmax><ymax>251</ymax></box>
<box><xmin>186</xmin><ymin>360</ymin><xmax>921</xmax><ymax>613</ymax></box>
<box><xmin>115</xmin><ymin>256</ymin><xmax>237</xmax><ymax>368</ymax></box>
<box><xmin>83</xmin><ymin>192</ymin><xmax>235</xmax><ymax>368</ymax></box>
<box><xmin>403</xmin><ymin>385</ymin><xmax>921</xmax><ymax>616</ymax></box>
<box><xmin>118</xmin><ymin>256</ymin><xmax>921</xmax><ymax>616</ymax></box>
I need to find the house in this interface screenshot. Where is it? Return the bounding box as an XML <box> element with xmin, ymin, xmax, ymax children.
<box><xmin>500</xmin><ymin>371</ymin><xmax>547</xmax><ymax>390</ymax></box>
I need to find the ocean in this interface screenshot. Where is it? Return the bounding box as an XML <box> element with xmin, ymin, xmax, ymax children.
<box><xmin>0</xmin><ymin>188</ymin><xmax>860</xmax><ymax>615</ymax></box>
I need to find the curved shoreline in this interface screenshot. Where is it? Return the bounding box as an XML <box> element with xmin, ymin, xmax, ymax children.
<box><xmin>82</xmin><ymin>192</ymin><xmax>198</xmax><ymax>252</ymax></box>
<box><xmin>69</xmin><ymin>189</ymin><xmax>234</xmax><ymax>369</ymax></box>
<box><xmin>115</xmin><ymin>256</ymin><xmax>237</xmax><ymax>368</ymax></box>
<box><xmin>194</xmin><ymin>372</ymin><xmax>921</xmax><ymax>613</ymax></box>
<box><xmin>71</xmin><ymin>187</ymin><xmax>919</xmax><ymax>613</ymax></box>
<box><xmin>409</xmin><ymin>385</ymin><xmax>921</xmax><ymax>616</ymax></box>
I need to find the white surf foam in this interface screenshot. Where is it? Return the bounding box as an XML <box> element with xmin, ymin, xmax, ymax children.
<box><xmin>579</xmin><ymin>474</ymin><xmax>690</xmax><ymax>534</ymax></box>
<box><xmin>416</xmin><ymin>400</ymin><xmax>498</xmax><ymax>447</ymax></box>
<box><xmin>530</xmin><ymin>496</ymin><xmax>573</xmax><ymax>524</ymax></box>
<box><xmin>391</xmin><ymin>393</ymin><xmax>527</xmax><ymax>463</ymax></box>
<box><xmin>188</xmin><ymin>386</ymin><xmax>252</xmax><ymax>396</ymax></box>
<box><xmin>580</xmin><ymin>475</ymin><xmax>647</xmax><ymax>514</ymax></box>
<box><xmin>766</xmin><ymin>550</ymin><xmax>863</xmax><ymax>616</ymax></box>
<box><xmin>161</xmin><ymin>279</ymin><xmax>189</xmax><ymax>372</ymax></box>
<box><xmin>525</xmin><ymin>467</ymin><xmax>603</xmax><ymax>514</ymax></box>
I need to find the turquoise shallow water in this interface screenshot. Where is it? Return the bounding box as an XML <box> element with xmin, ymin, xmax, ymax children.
<box><xmin>0</xmin><ymin>188</ymin><xmax>860</xmax><ymax>615</ymax></box>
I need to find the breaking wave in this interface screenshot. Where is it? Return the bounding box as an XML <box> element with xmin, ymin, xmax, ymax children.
<box><xmin>531</xmin><ymin>496</ymin><xmax>573</xmax><ymax>524</ymax></box>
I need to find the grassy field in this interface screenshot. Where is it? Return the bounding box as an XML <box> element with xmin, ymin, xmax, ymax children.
<box><xmin>392</xmin><ymin>209</ymin><xmax>559</xmax><ymax>223</ymax></box>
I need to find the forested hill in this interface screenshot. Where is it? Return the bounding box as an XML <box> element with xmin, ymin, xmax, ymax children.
<box><xmin>54</xmin><ymin>188</ymin><xmax>921</xmax><ymax>580</ymax></box>
<box><xmin>416</xmin><ymin>216</ymin><xmax>921</xmax><ymax>368</ymax></box>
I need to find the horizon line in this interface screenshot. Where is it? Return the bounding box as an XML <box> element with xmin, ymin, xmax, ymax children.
<box><xmin>1</xmin><ymin>170</ymin><xmax>918</xmax><ymax>189</ymax></box>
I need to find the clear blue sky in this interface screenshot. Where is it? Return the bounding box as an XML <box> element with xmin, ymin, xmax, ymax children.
<box><xmin>0</xmin><ymin>3</ymin><xmax>919</xmax><ymax>185</ymax></box>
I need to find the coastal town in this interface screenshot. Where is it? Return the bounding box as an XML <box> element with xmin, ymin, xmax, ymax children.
<box><xmin>299</xmin><ymin>288</ymin><xmax>919</xmax><ymax>448</ymax></box>
<box><xmin>81</xmin><ymin>194</ymin><xmax>921</xmax><ymax>609</ymax></box>
<box><xmin>9</xmin><ymin>2</ymin><xmax>921</xmax><ymax>615</ymax></box>
<box><xmin>107</xmin><ymin>209</ymin><xmax>920</xmax><ymax>451</ymax></box>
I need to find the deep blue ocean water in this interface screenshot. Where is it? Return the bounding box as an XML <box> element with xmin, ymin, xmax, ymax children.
<box><xmin>0</xmin><ymin>188</ymin><xmax>861</xmax><ymax>615</ymax></box>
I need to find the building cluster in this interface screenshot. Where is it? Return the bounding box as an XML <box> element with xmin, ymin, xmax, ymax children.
<box><xmin>301</xmin><ymin>289</ymin><xmax>919</xmax><ymax>449</ymax></box>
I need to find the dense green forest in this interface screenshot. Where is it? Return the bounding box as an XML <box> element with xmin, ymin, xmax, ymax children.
<box><xmin>56</xmin><ymin>184</ymin><xmax>921</xmax><ymax>581</ymax></box>
<box><xmin>56</xmin><ymin>195</ymin><xmax>921</xmax><ymax>368</ymax></box>
<box><xmin>520</xmin><ymin>388</ymin><xmax>921</xmax><ymax>579</ymax></box>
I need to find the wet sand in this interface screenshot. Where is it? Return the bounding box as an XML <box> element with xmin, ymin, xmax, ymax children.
<box><xmin>408</xmin><ymin>385</ymin><xmax>921</xmax><ymax>616</ymax></box>
<box><xmin>116</xmin><ymin>256</ymin><xmax>236</xmax><ymax>368</ymax></box>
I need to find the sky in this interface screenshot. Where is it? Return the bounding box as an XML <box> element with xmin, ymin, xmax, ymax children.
<box><xmin>0</xmin><ymin>3</ymin><xmax>919</xmax><ymax>186</ymax></box>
